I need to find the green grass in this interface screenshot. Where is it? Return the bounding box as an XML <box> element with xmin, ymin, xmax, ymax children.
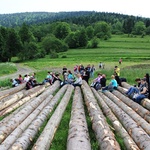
<box><xmin>0</xmin><ymin>34</ymin><xmax>150</xmax><ymax>148</ymax></box>
<box><xmin>0</xmin><ymin>63</ymin><xmax>17</xmax><ymax>76</ymax></box>
<box><xmin>50</xmin><ymin>94</ymin><xmax>73</xmax><ymax>150</ymax></box>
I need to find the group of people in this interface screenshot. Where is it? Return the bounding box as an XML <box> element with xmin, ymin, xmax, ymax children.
<box><xmin>10</xmin><ymin>63</ymin><xmax>150</xmax><ymax>105</ymax></box>
<box><xmin>125</xmin><ymin>73</ymin><xmax>150</xmax><ymax>104</ymax></box>
<box><xmin>10</xmin><ymin>73</ymin><xmax>39</xmax><ymax>90</ymax></box>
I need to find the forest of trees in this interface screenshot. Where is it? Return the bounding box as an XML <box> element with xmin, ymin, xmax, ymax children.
<box><xmin>0</xmin><ymin>11</ymin><xmax>150</xmax><ymax>62</ymax></box>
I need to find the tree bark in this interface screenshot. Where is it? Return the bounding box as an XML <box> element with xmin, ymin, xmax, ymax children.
<box><xmin>0</xmin><ymin>85</ymin><xmax>45</xmax><ymax>116</ymax></box>
<box><xmin>0</xmin><ymin>90</ymin><xmax>25</xmax><ymax>111</ymax></box>
<box><xmin>112</xmin><ymin>90</ymin><xmax>150</xmax><ymax>123</ymax></box>
<box><xmin>120</xmin><ymin>83</ymin><xmax>150</xmax><ymax>111</ymax></box>
<box><xmin>6</xmin><ymin>85</ymin><xmax>67</xmax><ymax>150</ymax></box>
<box><xmin>0</xmin><ymin>81</ymin><xmax>60</xmax><ymax>143</ymax></box>
<box><xmin>81</xmin><ymin>81</ymin><xmax>121</xmax><ymax>150</ymax></box>
<box><xmin>103</xmin><ymin>91</ymin><xmax>150</xmax><ymax>135</ymax></box>
<box><xmin>100</xmin><ymin>91</ymin><xmax>150</xmax><ymax>149</ymax></box>
<box><xmin>0</xmin><ymin>94</ymin><xmax>53</xmax><ymax>150</ymax></box>
<box><xmin>67</xmin><ymin>87</ymin><xmax>91</xmax><ymax>150</ymax></box>
<box><xmin>0</xmin><ymin>83</ymin><xmax>26</xmax><ymax>100</ymax></box>
<box><xmin>92</xmin><ymin>88</ymin><xmax>140</xmax><ymax>150</ymax></box>
<box><xmin>32</xmin><ymin>84</ymin><xmax>74</xmax><ymax>150</ymax></box>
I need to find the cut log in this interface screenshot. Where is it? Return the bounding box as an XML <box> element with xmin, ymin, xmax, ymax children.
<box><xmin>7</xmin><ymin>84</ymin><xmax>68</xmax><ymax>150</ymax></box>
<box><xmin>0</xmin><ymin>83</ymin><xmax>50</xmax><ymax>125</ymax></box>
<box><xmin>112</xmin><ymin>90</ymin><xmax>150</xmax><ymax>123</ymax></box>
<box><xmin>0</xmin><ymin>97</ymin><xmax>36</xmax><ymax>127</ymax></box>
<box><xmin>0</xmin><ymin>81</ymin><xmax>60</xmax><ymax>143</ymax></box>
<box><xmin>0</xmin><ymin>83</ymin><xmax>26</xmax><ymax>100</ymax></box>
<box><xmin>103</xmin><ymin>91</ymin><xmax>150</xmax><ymax>135</ymax></box>
<box><xmin>99</xmin><ymin>91</ymin><xmax>150</xmax><ymax>149</ymax></box>
<box><xmin>92</xmin><ymin>88</ymin><xmax>140</xmax><ymax>150</ymax></box>
<box><xmin>0</xmin><ymin>85</ymin><xmax>45</xmax><ymax>116</ymax></box>
<box><xmin>121</xmin><ymin>82</ymin><xmax>131</xmax><ymax>89</ymax></box>
<box><xmin>0</xmin><ymin>90</ymin><xmax>25</xmax><ymax>111</ymax></box>
<box><xmin>0</xmin><ymin>94</ymin><xmax>53</xmax><ymax>150</ymax></box>
<box><xmin>81</xmin><ymin>81</ymin><xmax>121</xmax><ymax>150</ymax></box>
<box><xmin>67</xmin><ymin>87</ymin><xmax>91</xmax><ymax>150</ymax></box>
<box><xmin>32</xmin><ymin>85</ymin><xmax>74</xmax><ymax>150</ymax></box>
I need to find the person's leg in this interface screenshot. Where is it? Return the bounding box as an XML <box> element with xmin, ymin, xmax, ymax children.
<box><xmin>127</xmin><ymin>87</ymin><xmax>139</xmax><ymax>96</ymax></box>
<box><xmin>134</xmin><ymin>94</ymin><xmax>146</xmax><ymax>104</ymax></box>
<box><xmin>102</xmin><ymin>86</ymin><xmax>108</xmax><ymax>91</ymax></box>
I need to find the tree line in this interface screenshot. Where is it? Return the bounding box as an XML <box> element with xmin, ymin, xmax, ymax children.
<box><xmin>0</xmin><ymin>11</ymin><xmax>150</xmax><ymax>62</ymax></box>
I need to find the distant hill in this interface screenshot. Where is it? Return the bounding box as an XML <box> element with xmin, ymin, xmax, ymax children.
<box><xmin>0</xmin><ymin>11</ymin><xmax>149</xmax><ymax>27</ymax></box>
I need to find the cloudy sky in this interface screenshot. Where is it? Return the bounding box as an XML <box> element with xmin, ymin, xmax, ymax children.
<box><xmin>0</xmin><ymin>0</ymin><xmax>149</xmax><ymax>18</ymax></box>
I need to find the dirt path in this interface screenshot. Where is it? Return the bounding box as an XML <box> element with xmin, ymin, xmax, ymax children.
<box><xmin>0</xmin><ymin>64</ymin><xmax>36</xmax><ymax>81</ymax></box>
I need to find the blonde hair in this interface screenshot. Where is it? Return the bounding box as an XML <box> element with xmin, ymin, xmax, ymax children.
<box><xmin>111</xmin><ymin>75</ymin><xmax>115</xmax><ymax>79</ymax></box>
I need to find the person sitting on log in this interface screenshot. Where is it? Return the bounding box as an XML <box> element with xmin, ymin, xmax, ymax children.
<box><xmin>90</xmin><ymin>73</ymin><xmax>102</xmax><ymax>90</ymax></box>
<box><xmin>10</xmin><ymin>79</ymin><xmax>19</xmax><ymax>87</ymax></box>
<box><xmin>125</xmin><ymin>78</ymin><xmax>141</xmax><ymax>98</ymax></box>
<box><xmin>42</xmin><ymin>72</ymin><xmax>53</xmax><ymax>85</ymax></box>
<box><xmin>126</xmin><ymin>78</ymin><xmax>148</xmax><ymax>103</ymax></box>
<box><xmin>72</xmin><ymin>73</ymin><xmax>82</xmax><ymax>87</ymax></box>
<box><xmin>132</xmin><ymin>78</ymin><xmax>148</xmax><ymax>104</ymax></box>
<box><xmin>102</xmin><ymin>75</ymin><xmax>118</xmax><ymax>92</ymax></box>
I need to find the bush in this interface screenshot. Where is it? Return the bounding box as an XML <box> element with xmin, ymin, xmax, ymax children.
<box><xmin>50</xmin><ymin>51</ymin><xmax>59</xmax><ymax>58</ymax></box>
<box><xmin>61</xmin><ymin>55</ymin><xmax>67</xmax><ymax>58</ymax></box>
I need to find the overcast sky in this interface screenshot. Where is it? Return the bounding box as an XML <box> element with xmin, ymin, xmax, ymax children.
<box><xmin>0</xmin><ymin>0</ymin><xmax>149</xmax><ymax>18</ymax></box>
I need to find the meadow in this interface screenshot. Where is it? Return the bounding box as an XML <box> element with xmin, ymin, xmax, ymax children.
<box><xmin>15</xmin><ymin>35</ymin><xmax>150</xmax><ymax>84</ymax></box>
<box><xmin>0</xmin><ymin>34</ymin><xmax>150</xmax><ymax>149</ymax></box>
<box><xmin>0</xmin><ymin>34</ymin><xmax>150</xmax><ymax>87</ymax></box>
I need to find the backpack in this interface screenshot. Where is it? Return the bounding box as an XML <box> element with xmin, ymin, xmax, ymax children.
<box><xmin>94</xmin><ymin>82</ymin><xmax>101</xmax><ymax>91</ymax></box>
<box><xmin>26</xmin><ymin>81</ymin><xmax>32</xmax><ymax>90</ymax></box>
<box><xmin>15</xmin><ymin>79</ymin><xmax>21</xmax><ymax>84</ymax></box>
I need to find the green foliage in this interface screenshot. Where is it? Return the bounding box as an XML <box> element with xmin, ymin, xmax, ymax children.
<box><xmin>53</xmin><ymin>22</ymin><xmax>71</xmax><ymax>40</ymax></box>
<box><xmin>50</xmin><ymin>50</ymin><xmax>59</xmax><ymax>58</ymax></box>
<box><xmin>65</xmin><ymin>28</ymin><xmax>88</xmax><ymax>48</ymax></box>
<box><xmin>0</xmin><ymin>79</ymin><xmax>11</xmax><ymax>87</ymax></box>
<box><xmin>86</xmin><ymin>37</ymin><xmax>99</xmax><ymax>48</ymax></box>
<box><xmin>17</xmin><ymin>42</ymin><xmax>39</xmax><ymax>60</ymax></box>
<box><xmin>86</xmin><ymin>26</ymin><xmax>94</xmax><ymax>40</ymax></box>
<box><xmin>94</xmin><ymin>21</ymin><xmax>111</xmax><ymax>39</ymax></box>
<box><xmin>19</xmin><ymin>23</ymin><xmax>35</xmax><ymax>44</ymax></box>
<box><xmin>132</xmin><ymin>21</ymin><xmax>146</xmax><ymax>35</ymax></box>
<box><xmin>42</xmin><ymin>35</ymin><xmax>68</xmax><ymax>54</ymax></box>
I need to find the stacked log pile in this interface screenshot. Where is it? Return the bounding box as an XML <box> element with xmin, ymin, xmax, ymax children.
<box><xmin>0</xmin><ymin>80</ymin><xmax>150</xmax><ymax>150</ymax></box>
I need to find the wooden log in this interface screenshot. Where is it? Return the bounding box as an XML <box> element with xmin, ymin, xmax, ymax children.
<box><xmin>32</xmin><ymin>85</ymin><xmax>74</xmax><ymax>150</ymax></box>
<box><xmin>81</xmin><ymin>81</ymin><xmax>121</xmax><ymax>150</ymax></box>
<box><xmin>119</xmin><ymin>84</ymin><xmax>150</xmax><ymax>111</ymax></box>
<box><xmin>0</xmin><ymin>90</ymin><xmax>25</xmax><ymax>111</ymax></box>
<box><xmin>103</xmin><ymin>91</ymin><xmax>150</xmax><ymax>135</ymax></box>
<box><xmin>0</xmin><ymin>97</ymin><xmax>36</xmax><ymax>127</ymax></box>
<box><xmin>0</xmin><ymin>94</ymin><xmax>53</xmax><ymax>150</ymax></box>
<box><xmin>92</xmin><ymin>88</ymin><xmax>140</xmax><ymax>150</ymax></box>
<box><xmin>0</xmin><ymin>81</ymin><xmax>60</xmax><ymax>143</ymax></box>
<box><xmin>0</xmin><ymin>84</ymin><xmax>50</xmax><ymax>126</ymax></box>
<box><xmin>67</xmin><ymin>87</ymin><xmax>91</xmax><ymax>150</ymax></box>
<box><xmin>99</xmin><ymin>91</ymin><xmax>150</xmax><ymax>150</ymax></box>
<box><xmin>7</xmin><ymin>84</ymin><xmax>68</xmax><ymax>150</ymax></box>
<box><xmin>0</xmin><ymin>83</ymin><xmax>26</xmax><ymax>100</ymax></box>
<box><xmin>0</xmin><ymin>85</ymin><xmax>45</xmax><ymax>116</ymax></box>
<box><xmin>112</xmin><ymin>90</ymin><xmax>150</xmax><ymax>123</ymax></box>
<box><xmin>121</xmin><ymin>82</ymin><xmax>131</xmax><ymax>89</ymax></box>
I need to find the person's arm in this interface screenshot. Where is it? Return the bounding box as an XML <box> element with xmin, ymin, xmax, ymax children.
<box><xmin>140</xmin><ymin>87</ymin><xmax>147</xmax><ymax>94</ymax></box>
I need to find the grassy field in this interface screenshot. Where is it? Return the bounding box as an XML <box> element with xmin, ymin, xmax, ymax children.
<box><xmin>0</xmin><ymin>34</ymin><xmax>150</xmax><ymax>86</ymax></box>
<box><xmin>0</xmin><ymin>34</ymin><xmax>150</xmax><ymax>149</ymax></box>
<box><xmin>18</xmin><ymin>34</ymin><xmax>150</xmax><ymax>84</ymax></box>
